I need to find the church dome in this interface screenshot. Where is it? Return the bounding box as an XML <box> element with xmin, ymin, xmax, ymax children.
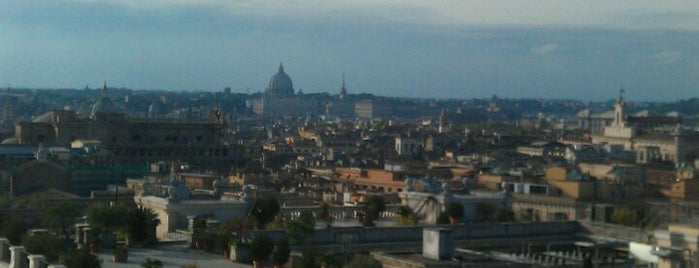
<box><xmin>266</xmin><ymin>63</ymin><xmax>294</xmax><ymax>98</ymax></box>
<box><xmin>90</xmin><ymin>84</ymin><xmax>123</xmax><ymax>119</ymax></box>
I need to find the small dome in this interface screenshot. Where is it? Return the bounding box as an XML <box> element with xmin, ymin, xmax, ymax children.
<box><xmin>148</xmin><ymin>101</ymin><xmax>165</xmax><ymax>119</ymax></box>
<box><xmin>1</xmin><ymin>137</ymin><xmax>18</xmax><ymax>144</ymax></box>
<box><xmin>90</xmin><ymin>85</ymin><xmax>123</xmax><ymax>119</ymax></box>
<box><xmin>266</xmin><ymin>63</ymin><xmax>294</xmax><ymax>98</ymax></box>
<box><xmin>32</xmin><ymin>112</ymin><xmax>53</xmax><ymax>123</ymax></box>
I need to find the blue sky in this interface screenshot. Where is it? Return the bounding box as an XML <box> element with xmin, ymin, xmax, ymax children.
<box><xmin>0</xmin><ymin>0</ymin><xmax>697</xmax><ymax>101</ymax></box>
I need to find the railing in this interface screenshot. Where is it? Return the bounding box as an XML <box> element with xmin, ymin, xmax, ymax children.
<box><xmin>280</xmin><ymin>204</ymin><xmax>402</xmax><ymax>221</ymax></box>
<box><xmin>0</xmin><ymin>239</ymin><xmax>63</xmax><ymax>268</ymax></box>
<box><xmin>250</xmin><ymin>221</ymin><xmax>583</xmax><ymax>248</ymax></box>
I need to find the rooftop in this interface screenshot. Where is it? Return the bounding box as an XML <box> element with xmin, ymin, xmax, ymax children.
<box><xmin>97</xmin><ymin>243</ymin><xmax>251</xmax><ymax>268</ymax></box>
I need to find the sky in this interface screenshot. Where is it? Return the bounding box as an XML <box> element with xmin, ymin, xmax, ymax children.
<box><xmin>0</xmin><ymin>0</ymin><xmax>698</xmax><ymax>101</ymax></box>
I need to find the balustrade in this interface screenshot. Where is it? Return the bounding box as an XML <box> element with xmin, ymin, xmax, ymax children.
<box><xmin>8</xmin><ymin>246</ymin><xmax>27</xmax><ymax>268</ymax></box>
<box><xmin>0</xmin><ymin>238</ymin><xmax>10</xmax><ymax>263</ymax></box>
<box><xmin>27</xmin><ymin>255</ymin><xmax>46</xmax><ymax>268</ymax></box>
<box><xmin>280</xmin><ymin>204</ymin><xmax>402</xmax><ymax>221</ymax></box>
<box><xmin>0</xmin><ymin>239</ymin><xmax>52</xmax><ymax>268</ymax></box>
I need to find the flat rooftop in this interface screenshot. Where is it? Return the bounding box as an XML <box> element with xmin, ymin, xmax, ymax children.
<box><xmin>97</xmin><ymin>243</ymin><xmax>251</xmax><ymax>268</ymax></box>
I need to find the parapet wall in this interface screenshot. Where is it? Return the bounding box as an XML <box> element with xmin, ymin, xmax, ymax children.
<box><xmin>578</xmin><ymin>221</ymin><xmax>650</xmax><ymax>242</ymax></box>
<box><xmin>252</xmin><ymin>221</ymin><xmax>582</xmax><ymax>248</ymax></box>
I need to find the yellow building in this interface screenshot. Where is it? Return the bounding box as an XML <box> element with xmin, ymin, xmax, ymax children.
<box><xmin>653</xmin><ymin>224</ymin><xmax>699</xmax><ymax>268</ymax></box>
<box><xmin>11</xmin><ymin>85</ymin><xmax>230</xmax><ymax>166</ymax></box>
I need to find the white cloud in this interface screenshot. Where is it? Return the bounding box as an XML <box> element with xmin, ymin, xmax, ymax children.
<box><xmin>67</xmin><ymin>0</ymin><xmax>699</xmax><ymax>31</ymax></box>
<box><xmin>532</xmin><ymin>43</ymin><xmax>558</xmax><ymax>54</ymax></box>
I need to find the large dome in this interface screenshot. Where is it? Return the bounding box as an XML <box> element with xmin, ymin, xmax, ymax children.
<box><xmin>266</xmin><ymin>63</ymin><xmax>294</xmax><ymax>98</ymax></box>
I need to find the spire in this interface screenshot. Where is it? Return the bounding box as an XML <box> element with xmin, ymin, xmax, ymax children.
<box><xmin>101</xmin><ymin>80</ymin><xmax>108</xmax><ymax>98</ymax></box>
<box><xmin>340</xmin><ymin>73</ymin><xmax>347</xmax><ymax>99</ymax></box>
<box><xmin>278</xmin><ymin>62</ymin><xmax>284</xmax><ymax>73</ymax></box>
<box><xmin>618</xmin><ymin>87</ymin><xmax>625</xmax><ymax>101</ymax></box>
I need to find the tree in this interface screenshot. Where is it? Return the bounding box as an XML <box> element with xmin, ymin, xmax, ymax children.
<box><xmin>249</xmin><ymin>234</ymin><xmax>274</xmax><ymax>263</ymax></box>
<box><xmin>22</xmin><ymin>233</ymin><xmax>72</xmax><ymax>262</ymax></box>
<box><xmin>319</xmin><ymin>201</ymin><xmax>334</xmax><ymax>228</ymax></box>
<box><xmin>396</xmin><ymin>206</ymin><xmax>419</xmax><ymax>226</ymax></box>
<box><xmin>436</xmin><ymin>211</ymin><xmax>450</xmax><ymax>225</ymax></box>
<box><xmin>126</xmin><ymin>205</ymin><xmax>161</xmax><ymax>246</ymax></box>
<box><xmin>141</xmin><ymin>258</ymin><xmax>163</xmax><ymax>268</ymax></box>
<box><xmin>251</xmin><ymin>198</ymin><xmax>280</xmax><ymax>229</ymax></box>
<box><xmin>347</xmin><ymin>254</ymin><xmax>382</xmax><ymax>268</ymax></box>
<box><xmin>272</xmin><ymin>236</ymin><xmax>290</xmax><ymax>268</ymax></box>
<box><xmin>299</xmin><ymin>210</ymin><xmax>316</xmax><ymax>229</ymax></box>
<box><xmin>446</xmin><ymin>202</ymin><xmax>464</xmax><ymax>220</ymax></box>
<box><xmin>361</xmin><ymin>196</ymin><xmax>386</xmax><ymax>227</ymax></box>
<box><xmin>475</xmin><ymin>202</ymin><xmax>494</xmax><ymax>222</ymax></box>
<box><xmin>65</xmin><ymin>247</ymin><xmax>102</xmax><ymax>268</ymax></box>
<box><xmin>285</xmin><ymin>217</ymin><xmax>315</xmax><ymax>244</ymax></box>
<box><xmin>2</xmin><ymin>218</ymin><xmax>28</xmax><ymax>245</ymax></box>
<box><xmin>86</xmin><ymin>202</ymin><xmax>128</xmax><ymax>233</ymax></box>
<box><xmin>611</xmin><ymin>207</ymin><xmax>639</xmax><ymax>226</ymax></box>
<box><xmin>284</xmin><ymin>212</ymin><xmax>317</xmax><ymax>267</ymax></box>
<box><xmin>495</xmin><ymin>208</ymin><xmax>515</xmax><ymax>222</ymax></box>
<box><xmin>217</xmin><ymin>215</ymin><xmax>254</xmax><ymax>256</ymax></box>
<box><xmin>44</xmin><ymin>201</ymin><xmax>79</xmax><ymax>241</ymax></box>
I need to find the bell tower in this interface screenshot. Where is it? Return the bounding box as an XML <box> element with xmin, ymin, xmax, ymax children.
<box><xmin>613</xmin><ymin>88</ymin><xmax>626</xmax><ymax>127</ymax></box>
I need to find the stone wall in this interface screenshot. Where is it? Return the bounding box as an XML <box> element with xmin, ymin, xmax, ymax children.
<box><xmin>578</xmin><ymin>221</ymin><xmax>651</xmax><ymax>243</ymax></box>
<box><xmin>251</xmin><ymin>221</ymin><xmax>582</xmax><ymax>249</ymax></box>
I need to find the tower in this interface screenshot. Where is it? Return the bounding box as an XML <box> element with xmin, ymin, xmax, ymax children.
<box><xmin>438</xmin><ymin>108</ymin><xmax>450</xmax><ymax>134</ymax></box>
<box><xmin>2</xmin><ymin>96</ymin><xmax>15</xmax><ymax>122</ymax></box>
<box><xmin>613</xmin><ymin>88</ymin><xmax>626</xmax><ymax>128</ymax></box>
<box><xmin>339</xmin><ymin>73</ymin><xmax>347</xmax><ymax>100</ymax></box>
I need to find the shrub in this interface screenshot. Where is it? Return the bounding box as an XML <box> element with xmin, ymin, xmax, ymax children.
<box><xmin>249</xmin><ymin>234</ymin><xmax>274</xmax><ymax>262</ymax></box>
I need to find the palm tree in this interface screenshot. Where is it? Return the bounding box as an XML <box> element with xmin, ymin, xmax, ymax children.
<box><xmin>361</xmin><ymin>196</ymin><xmax>385</xmax><ymax>227</ymax></box>
<box><xmin>396</xmin><ymin>206</ymin><xmax>419</xmax><ymax>226</ymax></box>
<box><xmin>319</xmin><ymin>201</ymin><xmax>334</xmax><ymax>228</ymax></box>
<box><xmin>126</xmin><ymin>205</ymin><xmax>161</xmax><ymax>246</ymax></box>
<box><xmin>251</xmin><ymin>198</ymin><xmax>280</xmax><ymax>229</ymax></box>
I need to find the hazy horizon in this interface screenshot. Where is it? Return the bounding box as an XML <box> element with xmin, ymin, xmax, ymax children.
<box><xmin>1</xmin><ymin>1</ymin><xmax>697</xmax><ymax>102</ymax></box>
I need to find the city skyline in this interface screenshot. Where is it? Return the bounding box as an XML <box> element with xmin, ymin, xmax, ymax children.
<box><xmin>1</xmin><ymin>1</ymin><xmax>698</xmax><ymax>101</ymax></box>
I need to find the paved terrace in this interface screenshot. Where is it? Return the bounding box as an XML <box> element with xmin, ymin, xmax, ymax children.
<box><xmin>97</xmin><ymin>243</ymin><xmax>251</xmax><ymax>268</ymax></box>
<box><xmin>252</xmin><ymin>221</ymin><xmax>584</xmax><ymax>253</ymax></box>
<box><xmin>0</xmin><ymin>242</ymin><xmax>252</xmax><ymax>268</ymax></box>
<box><xmin>0</xmin><ymin>221</ymin><xmax>638</xmax><ymax>268</ymax></box>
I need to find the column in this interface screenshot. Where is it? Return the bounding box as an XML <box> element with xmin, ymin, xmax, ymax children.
<box><xmin>74</xmin><ymin>223</ymin><xmax>89</xmax><ymax>247</ymax></box>
<box><xmin>0</xmin><ymin>238</ymin><xmax>10</xmax><ymax>263</ymax></box>
<box><xmin>27</xmin><ymin>255</ymin><xmax>46</xmax><ymax>268</ymax></box>
<box><xmin>9</xmin><ymin>246</ymin><xmax>26</xmax><ymax>268</ymax></box>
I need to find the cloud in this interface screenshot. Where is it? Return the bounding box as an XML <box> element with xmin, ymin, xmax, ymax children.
<box><xmin>651</xmin><ymin>50</ymin><xmax>682</xmax><ymax>65</ymax></box>
<box><xmin>531</xmin><ymin>43</ymin><xmax>558</xmax><ymax>54</ymax></box>
<box><xmin>63</xmin><ymin>0</ymin><xmax>699</xmax><ymax>31</ymax></box>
